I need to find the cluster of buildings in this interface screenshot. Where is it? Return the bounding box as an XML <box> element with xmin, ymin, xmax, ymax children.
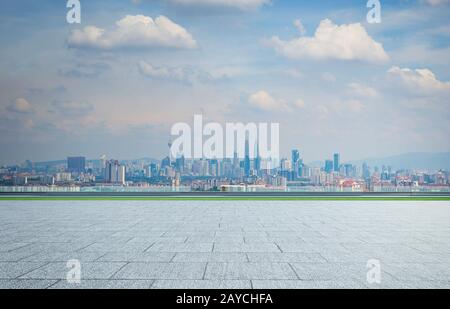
<box><xmin>1</xmin><ymin>150</ymin><xmax>449</xmax><ymax>193</ymax></box>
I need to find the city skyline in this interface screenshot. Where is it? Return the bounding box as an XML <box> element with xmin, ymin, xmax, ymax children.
<box><xmin>1</xmin><ymin>1</ymin><xmax>450</xmax><ymax>165</ymax></box>
<box><xmin>3</xmin><ymin>148</ymin><xmax>450</xmax><ymax>171</ymax></box>
<box><xmin>3</xmin><ymin>148</ymin><xmax>449</xmax><ymax>193</ymax></box>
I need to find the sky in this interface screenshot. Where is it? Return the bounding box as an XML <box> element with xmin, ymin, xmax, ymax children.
<box><xmin>0</xmin><ymin>0</ymin><xmax>449</xmax><ymax>165</ymax></box>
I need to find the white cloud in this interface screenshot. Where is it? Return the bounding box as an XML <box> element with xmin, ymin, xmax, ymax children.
<box><xmin>322</xmin><ymin>72</ymin><xmax>336</xmax><ymax>82</ymax></box>
<box><xmin>138</xmin><ymin>61</ymin><xmax>186</xmax><ymax>80</ymax></box>
<box><xmin>316</xmin><ymin>105</ymin><xmax>329</xmax><ymax>119</ymax></box>
<box><xmin>165</xmin><ymin>0</ymin><xmax>270</xmax><ymax>10</ymax></box>
<box><xmin>346</xmin><ymin>99</ymin><xmax>364</xmax><ymax>112</ymax></box>
<box><xmin>294</xmin><ymin>99</ymin><xmax>306</xmax><ymax>109</ymax></box>
<box><xmin>267</xmin><ymin>19</ymin><xmax>389</xmax><ymax>63</ymax></box>
<box><xmin>422</xmin><ymin>0</ymin><xmax>450</xmax><ymax>6</ymax></box>
<box><xmin>327</xmin><ymin>99</ymin><xmax>365</xmax><ymax>115</ymax></box>
<box><xmin>68</xmin><ymin>15</ymin><xmax>197</xmax><ymax>50</ymax></box>
<box><xmin>23</xmin><ymin>119</ymin><xmax>34</xmax><ymax>129</ymax></box>
<box><xmin>387</xmin><ymin>66</ymin><xmax>450</xmax><ymax>93</ymax></box>
<box><xmin>51</xmin><ymin>101</ymin><xmax>94</xmax><ymax>117</ymax></box>
<box><xmin>347</xmin><ymin>83</ymin><xmax>379</xmax><ymax>98</ymax></box>
<box><xmin>284</xmin><ymin>68</ymin><xmax>303</xmax><ymax>79</ymax></box>
<box><xmin>293</xmin><ymin>19</ymin><xmax>306</xmax><ymax>36</ymax></box>
<box><xmin>138</xmin><ymin>61</ymin><xmax>218</xmax><ymax>83</ymax></box>
<box><xmin>248</xmin><ymin>90</ymin><xmax>289</xmax><ymax>111</ymax></box>
<box><xmin>423</xmin><ymin>25</ymin><xmax>450</xmax><ymax>37</ymax></box>
<box><xmin>208</xmin><ymin>66</ymin><xmax>245</xmax><ymax>79</ymax></box>
<box><xmin>8</xmin><ymin>98</ymin><xmax>32</xmax><ymax>113</ymax></box>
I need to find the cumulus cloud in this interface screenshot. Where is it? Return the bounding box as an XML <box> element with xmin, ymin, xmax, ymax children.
<box><xmin>7</xmin><ymin>98</ymin><xmax>32</xmax><ymax>114</ymax></box>
<box><xmin>59</xmin><ymin>62</ymin><xmax>111</xmax><ymax>79</ymax></box>
<box><xmin>293</xmin><ymin>19</ymin><xmax>306</xmax><ymax>36</ymax></box>
<box><xmin>209</xmin><ymin>66</ymin><xmax>246</xmax><ymax>79</ymax></box>
<box><xmin>346</xmin><ymin>99</ymin><xmax>364</xmax><ymax>112</ymax></box>
<box><xmin>316</xmin><ymin>105</ymin><xmax>329</xmax><ymax>119</ymax></box>
<box><xmin>138</xmin><ymin>61</ymin><xmax>186</xmax><ymax>80</ymax></box>
<box><xmin>322</xmin><ymin>72</ymin><xmax>336</xmax><ymax>82</ymax></box>
<box><xmin>294</xmin><ymin>99</ymin><xmax>306</xmax><ymax>109</ymax></box>
<box><xmin>165</xmin><ymin>0</ymin><xmax>270</xmax><ymax>10</ymax></box>
<box><xmin>248</xmin><ymin>90</ymin><xmax>289</xmax><ymax>111</ymax></box>
<box><xmin>68</xmin><ymin>15</ymin><xmax>197</xmax><ymax>50</ymax></box>
<box><xmin>267</xmin><ymin>19</ymin><xmax>389</xmax><ymax>63</ymax></box>
<box><xmin>422</xmin><ymin>0</ymin><xmax>450</xmax><ymax>6</ymax></box>
<box><xmin>347</xmin><ymin>83</ymin><xmax>379</xmax><ymax>98</ymax></box>
<box><xmin>23</xmin><ymin>119</ymin><xmax>35</xmax><ymax>129</ymax></box>
<box><xmin>284</xmin><ymin>68</ymin><xmax>303</xmax><ymax>79</ymax></box>
<box><xmin>51</xmin><ymin>101</ymin><xmax>94</xmax><ymax>117</ymax></box>
<box><xmin>138</xmin><ymin>61</ymin><xmax>218</xmax><ymax>83</ymax></box>
<box><xmin>387</xmin><ymin>66</ymin><xmax>450</xmax><ymax>93</ymax></box>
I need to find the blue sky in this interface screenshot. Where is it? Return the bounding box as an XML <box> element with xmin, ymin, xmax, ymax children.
<box><xmin>0</xmin><ymin>0</ymin><xmax>449</xmax><ymax>165</ymax></box>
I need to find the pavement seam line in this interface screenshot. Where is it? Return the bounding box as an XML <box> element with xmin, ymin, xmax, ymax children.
<box><xmin>288</xmin><ymin>262</ymin><xmax>301</xmax><ymax>280</ymax></box>
<box><xmin>108</xmin><ymin>262</ymin><xmax>130</xmax><ymax>279</ymax></box>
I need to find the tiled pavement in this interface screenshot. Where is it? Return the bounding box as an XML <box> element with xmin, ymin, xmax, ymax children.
<box><xmin>0</xmin><ymin>200</ymin><xmax>449</xmax><ymax>289</ymax></box>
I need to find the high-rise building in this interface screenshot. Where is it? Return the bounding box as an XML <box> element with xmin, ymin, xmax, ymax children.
<box><xmin>209</xmin><ymin>159</ymin><xmax>219</xmax><ymax>177</ymax></box>
<box><xmin>333</xmin><ymin>153</ymin><xmax>340</xmax><ymax>172</ymax></box>
<box><xmin>344</xmin><ymin>164</ymin><xmax>355</xmax><ymax>178</ymax></box>
<box><xmin>175</xmin><ymin>156</ymin><xmax>185</xmax><ymax>174</ymax></box>
<box><xmin>281</xmin><ymin>159</ymin><xmax>292</xmax><ymax>171</ymax></box>
<box><xmin>244</xmin><ymin>139</ymin><xmax>251</xmax><ymax>177</ymax></box>
<box><xmin>324</xmin><ymin>160</ymin><xmax>334</xmax><ymax>174</ymax></box>
<box><xmin>67</xmin><ymin>156</ymin><xmax>85</xmax><ymax>173</ymax></box>
<box><xmin>145</xmin><ymin>163</ymin><xmax>159</xmax><ymax>178</ymax></box>
<box><xmin>292</xmin><ymin>149</ymin><xmax>300</xmax><ymax>178</ymax></box>
<box><xmin>161</xmin><ymin>156</ymin><xmax>171</xmax><ymax>169</ymax></box>
<box><xmin>150</xmin><ymin>163</ymin><xmax>159</xmax><ymax>177</ymax></box>
<box><xmin>254</xmin><ymin>143</ymin><xmax>261</xmax><ymax>173</ymax></box>
<box><xmin>362</xmin><ymin>162</ymin><xmax>370</xmax><ymax>180</ymax></box>
<box><xmin>233</xmin><ymin>152</ymin><xmax>239</xmax><ymax>168</ymax></box>
<box><xmin>105</xmin><ymin>160</ymin><xmax>126</xmax><ymax>185</ymax></box>
<box><xmin>145</xmin><ymin>165</ymin><xmax>152</xmax><ymax>178</ymax></box>
<box><xmin>292</xmin><ymin>150</ymin><xmax>300</xmax><ymax>166</ymax></box>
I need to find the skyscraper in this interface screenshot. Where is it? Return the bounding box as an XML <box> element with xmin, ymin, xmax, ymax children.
<box><xmin>362</xmin><ymin>162</ymin><xmax>370</xmax><ymax>180</ymax></box>
<box><xmin>244</xmin><ymin>139</ymin><xmax>250</xmax><ymax>177</ymax></box>
<box><xmin>161</xmin><ymin>156</ymin><xmax>171</xmax><ymax>169</ymax></box>
<box><xmin>333</xmin><ymin>153</ymin><xmax>340</xmax><ymax>172</ymax></box>
<box><xmin>292</xmin><ymin>150</ymin><xmax>300</xmax><ymax>166</ymax></box>
<box><xmin>292</xmin><ymin>149</ymin><xmax>300</xmax><ymax>178</ymax></box>
<box><xmin>150</xmin><ymin>163</ymin><xmax>159</xmax><ymax>177</ymax></box>
<box><xmin>254</xmin><ymin>142</ymin><xmax>261</xmax><ymax>173</ymax></box>
<box><xmin>325</xmin><ymin>160</ymin><xmax>334</xmax><ymax>174</ymax></box>
<box><xmin>175</xmin><ymin>155</ymin><xmax>185</xmax><ymax>174</ymax></box>
<box><xmin>281</xmin><ymin>159</ymin><xmax>292</xmax><ymax>171</ymax></box>
<box><xmin>67</xmin><ymin>156</ymin><xmax>85</xmax><ymax>173</ymax></box>
<box><xmin>105</xmin><ymin>160</ymin><xmax>126</xmax><ymax>185</ymax></box>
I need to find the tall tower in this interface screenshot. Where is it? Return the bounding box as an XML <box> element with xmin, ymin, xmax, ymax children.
<box><xmin>333</xmin><ymin>153</ymin><xmax>340</xmax><ymax>172</ymax></box>
<box><xmin>244</xmin><ymin>138</ymin><xmax>250</xmax><ymax>177</ymax></box>
<box><xmin>292</xmin><ymin>149</ymin><xmax>300</xmax><ymax>179</ymax></box>
<box><xmin>254</xmin><ymin>142</ymin><xmax>261</xmax><ymax>174</ymax></box>
<box><xmin>167</xmin><ymin>139</ymin><xmax>173</xmax><ymax>165</ymax></box>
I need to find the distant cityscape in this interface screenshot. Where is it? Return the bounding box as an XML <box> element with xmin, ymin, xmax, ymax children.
<box><xmin>1</xmin><ymin>144</ymin><xmax>449</xmax><ymax>193</ymax></box>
